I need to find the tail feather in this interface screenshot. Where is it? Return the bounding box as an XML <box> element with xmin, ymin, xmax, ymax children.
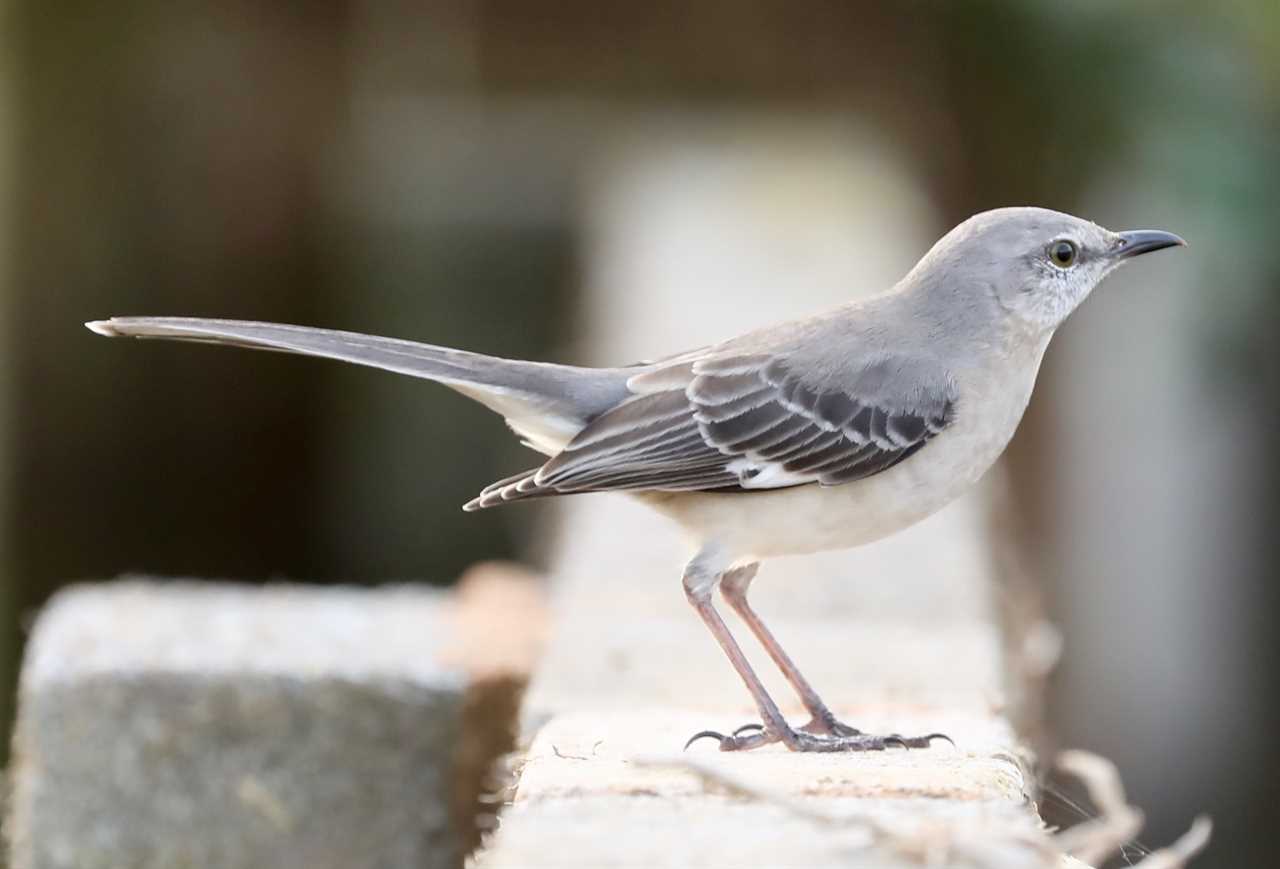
<box><xmin>462</xmin><ymin>468</ymin><xmax>550</xmax><ymax>511</ymax></box>
<box><xmin>87</xmin><ymin>317</ymin><xmax>631</xmax><ymax>454</ymax></box>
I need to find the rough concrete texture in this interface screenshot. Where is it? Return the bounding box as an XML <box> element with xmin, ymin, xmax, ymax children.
<box><xmin>7</xmin><ymin>579</ymin><xmax>520</xmax><ymax>869</ymax></box>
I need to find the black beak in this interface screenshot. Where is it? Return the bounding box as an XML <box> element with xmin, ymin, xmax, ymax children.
<box><xmin>1114</xmin><ymin>229</ymin><xmax>1186</xmax><ymax>259</ymax></box>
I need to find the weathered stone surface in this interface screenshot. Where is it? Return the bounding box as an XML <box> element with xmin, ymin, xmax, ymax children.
<box><xmin>7</xmin><ymin>577</ymin><xmax>542</xmax><ymax>869</ymax></box>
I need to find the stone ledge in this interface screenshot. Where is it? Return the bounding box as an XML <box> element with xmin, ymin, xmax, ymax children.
<box><xmin>473</xmin><ymin>494</ymin><xmax>1065</xmax><ymax>868</ymax></box>
<box><xmin>8</xmin><ymin>567</ymin><xmax>546</xmax><ymax>869</ymax></box>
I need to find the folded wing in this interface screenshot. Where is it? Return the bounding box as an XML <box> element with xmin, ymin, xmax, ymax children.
<box><xmin>465</xmin><ymin>351</ymin><xmax>956</xmax><ymax>510</ymax></box>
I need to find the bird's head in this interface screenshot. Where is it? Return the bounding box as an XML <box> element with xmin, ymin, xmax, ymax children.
<box><xmin>916</xmin><ymin>207</ymin><xmax>1185</xmax><ymax>333</ymax></box>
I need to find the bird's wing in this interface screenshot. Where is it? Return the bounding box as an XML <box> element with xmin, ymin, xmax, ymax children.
<box><xmin>466</xmin><ymin>351</ymin><xmax>956</xmax><ymax>508</ymax></box>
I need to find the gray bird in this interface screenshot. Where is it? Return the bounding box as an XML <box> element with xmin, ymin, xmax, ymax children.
<box><xmin>87</xmin><ymin>207</ymin><xmax>1184</xmax><ymax>753</ymax></box>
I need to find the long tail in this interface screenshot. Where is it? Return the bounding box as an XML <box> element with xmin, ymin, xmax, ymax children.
<box><xmin>87</xmin><ymin>317</ymin><xmax>630</xmax><ymax>454</ymax></box>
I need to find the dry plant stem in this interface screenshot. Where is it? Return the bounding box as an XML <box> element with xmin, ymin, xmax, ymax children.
<box><xmin>1053</xmin><ymin>751</ymin><xmax>1145</xmax><ymax>863</ymax></box>
<box><xmin>1129</xmin><ymin>816</ymin><xmax>1213</xmax><ymax>869</ymax></box>
<box><xmin>1054</xmin><ymin>750</ymin><xmax>1213</xmax><ymax>869</ymax></box>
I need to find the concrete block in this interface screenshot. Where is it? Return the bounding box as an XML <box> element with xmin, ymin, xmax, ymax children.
<box><xmin>8</xmin><ymin>569</ymin><xmax>545</xmax><ymax>869</ymax></box>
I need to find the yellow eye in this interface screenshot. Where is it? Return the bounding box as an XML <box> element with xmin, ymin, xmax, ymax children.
<box><xmin>1049</xmin><ymin>240</ymin><xmax>1077</xmax><ymax>268</ymax></box>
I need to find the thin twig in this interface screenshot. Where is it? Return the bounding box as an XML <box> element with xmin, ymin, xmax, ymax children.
<box><xmin>1053</xmin><ymin>750</ymin><xmax>1212</xmax><ymax>868</ymax></box>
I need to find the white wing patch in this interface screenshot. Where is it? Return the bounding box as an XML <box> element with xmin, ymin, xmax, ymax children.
<box><xmin>726</xmin><ymin>458</ymin><xmax>814</xmax><ymax>489</ymax></box>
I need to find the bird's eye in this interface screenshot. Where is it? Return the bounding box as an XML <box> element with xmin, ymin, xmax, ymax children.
<box><xmin>1048</xmin><ymin>240</ymin><xmax>1077</xmax><ymax>268</ymax></box>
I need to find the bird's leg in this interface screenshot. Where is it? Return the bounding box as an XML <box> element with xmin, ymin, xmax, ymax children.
<box><xmin>719</xmin><ymin>563</ymin><xmax>861</xmax><ymax>737</ymax></box>
<box><xmin>711</xmin><ymin>560</ymin><xmax>952</xmax><ymax>752</ymax></box>
<box><xmin>680</xmin><ymin>554</ymin><xmax>951</xmax><ymax>753</ymax></box>
<box><xmin>681</xmin><ymin>554</ymin><xmax>791</xmax><ymax>751</ymax></box>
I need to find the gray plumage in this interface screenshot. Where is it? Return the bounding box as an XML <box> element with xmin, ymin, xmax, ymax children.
<box><xmin>87</xmin><ymin>207</ymin><xmax>1185</xmax><ymax>754</ymax></box>
<box><xmin>86</xmin><ymin>209</ymin><xmax>1182</xmax><ymax>529</ymax></box>
<box><xmin>86</xmin><ymin>308</ymin><xmax>959</xmax><ymax>511</ymax></box>
<box><xmin>475</xmin><ymin>352</ymin><xmax>954</xmax><ymax>509</ymax></box>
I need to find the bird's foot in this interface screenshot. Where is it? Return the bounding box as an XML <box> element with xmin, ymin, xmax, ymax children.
<box><xmin>685</xmin><ymin>721</ymin><xmax>953</xmax><ymax>753</ymax></box>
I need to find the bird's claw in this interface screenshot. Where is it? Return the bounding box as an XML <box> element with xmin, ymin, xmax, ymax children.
<box><xmin>885</xmin><ymin>731</ymin><xmax>954</xmax><ymax>749</ymax></box>
<box><xmin>685</xmin><ymin>725</ymin><xmax>780</xmax><ymax>752</ymax></box>
<box><xmin>683</xmin><ymin>729</ymin><xmax>730</xmax><ymax>751</ymax></box>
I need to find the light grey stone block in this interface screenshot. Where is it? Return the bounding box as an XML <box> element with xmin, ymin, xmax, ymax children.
<box><xmin>9</xmin><ymin>580</ymin><xmax>467</xmax><ymax>869</ymax></box>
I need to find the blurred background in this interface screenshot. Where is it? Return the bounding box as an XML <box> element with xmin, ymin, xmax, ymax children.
<box><xmin>1</xmin><ymin>1</ymin><xmax>1276</xmax><ymax>864</ymax></box>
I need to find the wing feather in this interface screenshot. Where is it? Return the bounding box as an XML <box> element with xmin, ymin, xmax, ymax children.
<box><xmin>699</xmin><ymin>402</ymin><xmax>792</xmax><ymax>445</ymax></box>
<box><xmin>469</xmin><ymin>351</ymin><xmax>956</xmax><ymax>507</ymax></box>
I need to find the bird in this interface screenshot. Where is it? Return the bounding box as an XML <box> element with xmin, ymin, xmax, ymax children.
<box><xmin>87</xmin><ymin>207</ymin><xmax>1184</xmax><ymax>753</ymax></box>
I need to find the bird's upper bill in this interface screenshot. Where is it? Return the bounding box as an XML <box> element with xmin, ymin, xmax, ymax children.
<box><xmin>1113</xmin><ymin>229</ymin><xmax>1186</xmax><ymax>259</ymax></box>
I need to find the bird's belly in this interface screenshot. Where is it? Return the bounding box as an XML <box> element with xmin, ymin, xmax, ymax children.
<box><xmin>637</xmin><ymin>362</ymin><xmax>1039</xmax><ymax>561</ymax></box>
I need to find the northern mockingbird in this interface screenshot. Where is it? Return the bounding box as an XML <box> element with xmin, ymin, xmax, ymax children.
<box><xmin>88</xmin><ymin>207</ymin><xmax>1184</xmax><ymax>753</ymax></box>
